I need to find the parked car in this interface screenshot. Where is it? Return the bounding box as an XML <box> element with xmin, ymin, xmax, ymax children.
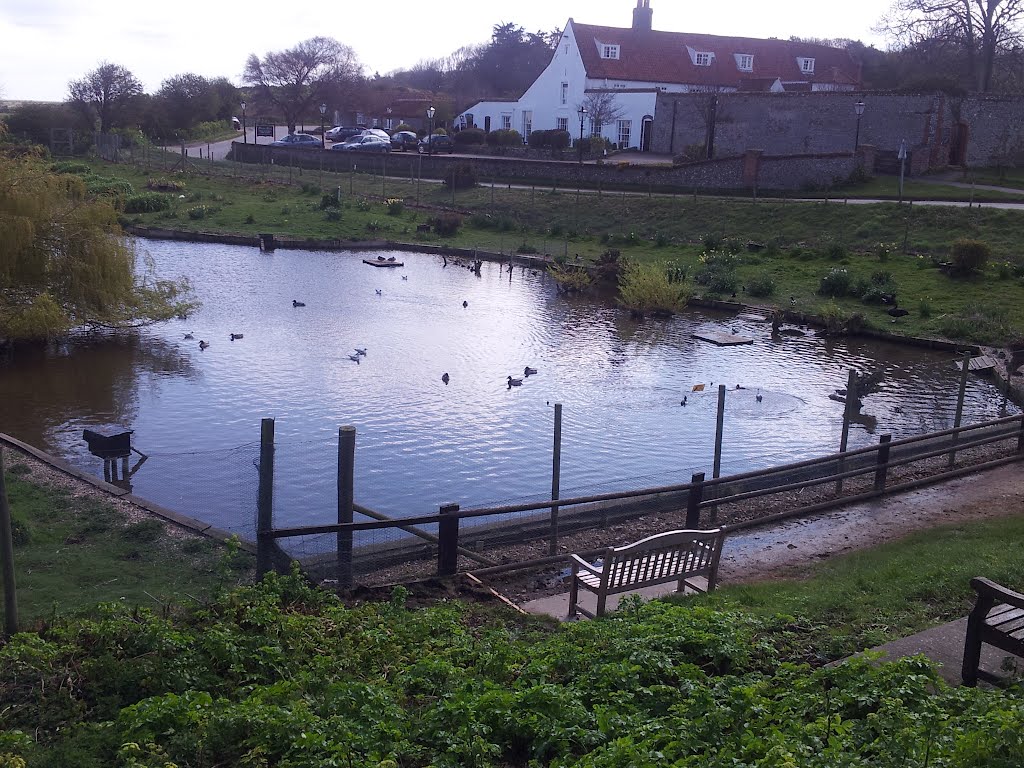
<box><xmin>325</xmin><ymin>125</ymin><xmax>363</xmax><ymax>142</ymax></box>
<box><xmin>418</xmin><ymin>134</ymin><xmax>455</xmax><ymax>154</ymax></box>
<box><xmin>390</xmin><ymin>131</ymin><xmax>419</xmax><ymax>151</ymax></box>
<box><xmin>360</xmin><ymin>128</ymin><xmax>391</xmax><ymax>141</ymax></box>
<box><xmin>330</xmin><ymin>135</ymin><xmax>391</xmax><ymax>153</ymax></box>
<box><xmin>269</xmin><ymin>133</ymin><xmax>322</xmax><ymax>149</ymax></box>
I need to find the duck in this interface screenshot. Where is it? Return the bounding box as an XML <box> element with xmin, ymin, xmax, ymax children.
<box><xmin>507</xmin><ymin>375</ymin><xmax>523</xmax><ymax>387</ymax></box>
<box><xmin>402</xmin><ymin>275</ymin><xmax>408</xmax><ymax>280</ymax></box>
<box><xmin>462</xmin><ymin>300</ymin><xmax>468</xmax><ymax>308</ymax></box>
<box><xmin>681</xmin><ymin>396</ymin><xmax>688</xmax><ymax>406</ymax></box>
<box><xmin>387</xmin><ymin>256</ymin><xmax>396</xmax><ymax>262</ymax></box>
<box><xmin>354</xmin><ymin>348</ymin><xmax>367</xmax><ymax>356</ymax></box>
<box><xmin>441</xmin><ymin>372</ymin><xmax>450</xmax><ymax>385</ymax></box>
<box><xmin>375</xmin><ymin>289</ymin><xmax>382</xmax><ymax>296</ymax></box>
<box><xmin>198</xmin><ymin>340</ymin><xmax>210</xmax><ymax>350</ymax></box>
<box><xmin>230</xmin><ymin>333</ymin><xmax>243</xmax><ymax>341</ymax></box>
<box><xmin>524</xmin><ymin>366</ymin><xmax>538</xmax><ymax>376</ymax></box>
<box><xmin>292</xmin><ymin>299</ymin><xmax>306</xmax><ymax>307</ymax></box>
<box><xmin>348</xmin><ymin>355</ymin><xmax>361</xmax><ymax>363</ymax></box>
<box><xmin>756</xmin><ymin>391</ymin><xmax>763</xmax><ymax>403</ymax></box>
<box><xmin>888</xmin><ymin>304</ymin><xmax>910</xmax><ymax>318</ymax></box>
<box><xmin>183</xmin><ymin>332</ymin><xmax>195</xmax><ymax>340</ymax></box>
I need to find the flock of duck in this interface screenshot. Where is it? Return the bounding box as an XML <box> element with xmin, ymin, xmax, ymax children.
<box><xmin>438</xmin><ymin>366</ymin><xmax>540</xmax><ymax>389</ymax></box>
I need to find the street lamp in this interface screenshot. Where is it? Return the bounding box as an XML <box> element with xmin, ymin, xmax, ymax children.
<box><xmin>578</xmin><ymin>106</ymin><xmax>588</xmax><ymax>165</ymax></box>
<box><xmin>854</xmin><ymin>99</ymin><xmax>866</xmax><ymax>152</ymax></box>
<box><xmin>241</xmin><ymin>101</ymin><xmax>247</xmax><ymax>144</ymax></box>
<box><xmin>385</xmin><ymin>106</ymin><xmax>392</xmax><ymax>131</ymax></box>
<box><xmin>426</xmin><ymin>105</ymin><xmax>435</xmax><ymax>156</ymax></box>
<box><xmin>319</xmin><ymin>102</ymin><xmax>327</xmax><ymax>148</ymax></box>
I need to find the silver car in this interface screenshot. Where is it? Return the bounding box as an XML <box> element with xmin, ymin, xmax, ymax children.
<box><xmin>269</xmin><ymin>133</ymin><xmax>322</xmax><ymax>149</ymax></box>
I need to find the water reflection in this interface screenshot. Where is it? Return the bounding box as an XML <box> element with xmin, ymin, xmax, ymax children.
<box><xmin>0</xmin><ymin>240</ymin><xmax>1015</xmax><ymax>539</ymax></box>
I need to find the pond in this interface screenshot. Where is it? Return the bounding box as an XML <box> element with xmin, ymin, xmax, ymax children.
<box><xmin>0</xmin><ymin>240</ymin><xmax>1014</xmax><ymax>543</ymax></box>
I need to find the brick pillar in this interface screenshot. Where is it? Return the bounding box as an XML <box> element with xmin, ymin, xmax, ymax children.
<box><xmin>742</xmin><ymin>149</ymin><xmax>763</xmax><ymax>187</ymax></box>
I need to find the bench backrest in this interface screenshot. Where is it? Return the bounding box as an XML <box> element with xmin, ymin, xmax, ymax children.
<box><xmin>601</xmin><ymin>529</ymin><xmax>723</xmax><ymax>590</ymax></box>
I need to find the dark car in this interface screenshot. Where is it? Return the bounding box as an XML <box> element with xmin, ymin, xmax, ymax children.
<box><xmin>417</xmin><ymin>134</ymin><xmax>455</xmax><ymax>154</ymax></box>
<box><xmin>390</xmin><ymin>131</ymin><xmax>419</xmax><ymax>151</ymax></box>
<box><xmin>330</xmin><ymin>135</ymin><xmax>391</xmax><ymax>153</ymax></box>
<box><xmin>325</xmin><ymin>125</ymin><xmax>363</xmax><ymax>142</ymax></box>
<box><xmin>269</xmin><ymin>133</ymin><xmax>322</xmax><ymax>149</ymax></box>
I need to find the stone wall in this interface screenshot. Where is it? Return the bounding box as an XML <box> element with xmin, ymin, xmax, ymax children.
<box><xmin>952</xmin><ymin>94</ymin><xmax>1024</xmax><ymax>167</ymax></box>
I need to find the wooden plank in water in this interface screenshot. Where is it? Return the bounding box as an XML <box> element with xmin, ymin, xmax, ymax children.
<box><xmin>954</xmin><ymin>355</ymin><xmax>996</xmax><ymax>372</ymax></box>
<box><xmin>736</xmin><ymin>313</ymin><xmax>768</xmax><ymax>322</ymax></box>
<box><xmin>692</xmin><ymin>331</ymin><xmax>754</xmax><ymax>346</ymax></box>
<box><xmin>362</xmin><ymin>259</ymin><xmax>405</xmax><ymax>268</ymax></box>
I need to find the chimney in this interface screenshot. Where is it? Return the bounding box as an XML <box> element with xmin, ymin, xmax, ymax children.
<box><xmin>632</xmin><ymin>0</ymin><xmax>653</xmax><ymax>31</ymax></box>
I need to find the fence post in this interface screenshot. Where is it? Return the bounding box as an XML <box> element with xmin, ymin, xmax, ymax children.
<box><xmin>835</xmin><ymin>370</ymin><xmax>857</xmax><ymax>496</ymax></box>
<box><xmin>437</xmin><ymin>503</ymin><xmax>460</xmax><ymax>576</ymax></box>
<box><xmin>710</xmin><ymin>385</ymin><xmax>726</xmax><ymax>524</ymax></box>
<box><xmin>255</xmin><ymin>418</ymin><xmax>275</xmax><ymax>578</ymax></box>
<box><xmin>1018</xmin><ymin>415</ymin><xmax>1024</xmax><ymax>454</ymax></box>
<box><xmin>874</xmin><ymin>434</ymin><xmax>892</xmax><ymax>492</ymax></box>
<box><xmin>549</xmin><ymin>403</ymin><xmax>563</xmax><ymax>556</ymax></box>
<box><xmin>337</xmin><ymin>426</ymin><xmax>356</xmax><ymax>589</ymax></box>
<box><xmin>0</xmin><ymin>448</ymin><xmax>19</xmax><ymax>637</ymax></box>
<box><xmin>949</xmin><ymin>352</ymin><xmax>971</xmax><ymax>468</ymax></box>
<box><xmin>686</xmin><ymin>472</ymin><xmax>705</xmax><ymax>529</ymax></box>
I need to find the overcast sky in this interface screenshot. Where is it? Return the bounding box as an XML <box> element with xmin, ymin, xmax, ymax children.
<box><xmin>0</xmin><ymin>0</ymin><xmax>896</xmax><ymax>102</ymax></box>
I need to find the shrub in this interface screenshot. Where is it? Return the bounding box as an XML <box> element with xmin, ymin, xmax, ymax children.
<box><xmin>486</xmin><ymin>129</ymin><xmax>523</xmax><ymax>147</ymax></box>
<box><xmin>594</xmin><ymin>249</ymin><xmax>623</xmax><ymax>283</ymax></box>
<box><xmin>393</xmin><ymin>123</ymin><xmax>413</xmax><ymax>133</ymax></box>
<box><xmin>694</xmin><ymin>250</ymin><xmax>739</xmax><ymax>294</ymax></box>
<box><xmin>123</xmin><ymin>193</ymin><xmax>171</xmax><ymax>214</ymax></box>
<box><xmin>950</xmin><ymin>238</ymin><xmax>991</xmax><ymax>275</ymax></box>
<box><xmin>453</xmin><ymin>128</ymin><xmax>486</xmax><ymax>147</ymax></box>
<box><xmin>818</xmin><ymin>267</ymin><xmax>852</xmax><ymax>297</ymax></box>
<box><xmin>385</xmin><ymin>197</ymin><xmax>404</xmax><ymax>216</ymax></box>
<box><xmin>918</xmin><ymin>298</ymin><xmax>932</xmax><ymax>318</ymax></box>
<box><xmin>443</xmin><ymin>163</ymin><xmax>477</xmax><ymax>190</ymax></box>
<box><xmin>319</xmin><ymin>193</ymin><xmax>340</xmax><ymax>209</ymax></box>
<box><xmin>516</xmin><ymin>242</ymin><xmax>538</xmax><ymax>254</ymax></box>
<box><xmin>618</xmin><ymin>263</ymin><xmax>690</xmax><ymax>316</ymax></box>
<box><xmin>187</xmin><ymin>205</ymin><xmax>209</xmax><ymax>220</ymax></box>
<box><xmin>324</xmin><ymin>209</ymin><xmax>341</xmax><ymax>222</ymax></box>
<box><xmin>528</xmin><ymin>129</ymin><xmax>570</xmax><ymax>150</ymax></box>
<box><xmin>300</xmin><ymin>182</ymin><xmax>320</xmax><ymax>195</ymax></box>
<box><xmin>84</xmin><ymin>175</ymin><xmax>134</xmax><ymax>196</ymax></box>
<box><xmin>747</xmin><ymin>273</ymin><xmax>776</xmax><ymax>298</ymax></box>
<box><xmin>825</xmin><ymin>240</ymin><xmax>846</xmax><ymax>260</ymax></box>
<box><xmin>431</xmin><ymin>213</ymin><xmax>462</xmax><ymax>237</ymax></box>
<box><xmin>51</xmin><ymin>161</ymin><xmax>91</xmax><ymax>175</ymax></box>
<box><xmin>702</xmin><ymin>233</ymin><xmax>722</xmax><ymax>250</ymax></box>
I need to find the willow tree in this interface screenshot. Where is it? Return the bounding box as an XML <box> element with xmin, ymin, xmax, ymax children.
<box><xmin>0</xmin><ymin>149</ymin><xmax>196</xmax><ymax>342</ymax></box>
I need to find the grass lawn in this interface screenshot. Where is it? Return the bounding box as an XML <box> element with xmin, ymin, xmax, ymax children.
<box><xmin>2</xmin><ymin>458</ymin><xmax>252</xmax><ymax>625</ymax></box>
<box><xmin>66</xmin><ymin>155</ymin><xmax>1024</xmax><ymax>343</ymax></box>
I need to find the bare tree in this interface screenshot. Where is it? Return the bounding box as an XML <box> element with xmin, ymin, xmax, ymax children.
<box><xmin>244</xmin><ymin>37</ymin><xmax>362</xmax><ymax>134</ymax></box>
<box><xmin>878</xmin><ymin>0</ymin><xmax>1024</xmax><ymax>91</ymax></box>
<box><xmin>67</xmin><ymin>62</ymin><xmax>143</xmax><ymax>133</ymax></box>
<box><xmin>580</xmin><ymin>92</ymin><xmax>625</xmax><ymax>137</ymax></box>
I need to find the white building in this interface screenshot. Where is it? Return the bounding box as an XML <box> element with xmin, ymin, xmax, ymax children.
<box><xmin>457</xmin><ymin>1</ymin><xmax>861</xmax><ymax>151</ymax></box>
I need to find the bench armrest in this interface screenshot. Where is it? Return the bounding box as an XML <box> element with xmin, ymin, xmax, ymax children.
<box><xmin>569</xmin><ymin>554</ymin><xmax>602</xmax><ymax>576</ymax></box>
<box><xmin>970</xmin><ymin>577</ymin><xmax>1024</xmax><ymax>610</ymax></box>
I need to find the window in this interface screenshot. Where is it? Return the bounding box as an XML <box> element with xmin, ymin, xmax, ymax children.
<box><xmin>798</xmin><ymin>57</ymin><xmax>815</xmax><ymax>74</ymax></box>
<box><xmin>735</xmin><ymin>54</ymin><xmax>753</xmax><ymax>72</ymax></box>
<box><xmin>556</xmin><ymin>117</ymin><xmax>569</xmax><ymax>132</ymax></box>
<box><xmin>560</xmin><ymin>82</ymin><xmax>569</xmax><ymax>105</ymax></box>
<box><xmin>694</xmin><ymin>51</ymin><xmax>713</xmax><ymax>67</ymax></box>
<box><xmin>522</xmin><ymin>111</ymin><xmax>532</xmax><ymax>137</ymax></box>
<box><xmin>465</xmin><ymin>113</ymin><xmax>474</xmax><ymax>129</ymax></box>
<box><xmin>601</xmin><ymin>44</ymin><xmax>620</xmax><ymax>60</ymax></box>
<box><xmin>589</xmin><ymin>118</ymin><xmax>601</xmax><ymax>137</ymax></box>
<box><xmin>617</xmin><ymin>119</ymin><xmax>631</xmax><ymax>148</ymax></box>
<box><xmin>501</xmin><ymin>114</ymin><xmax>512</xmax><ymax>130</ymax></box>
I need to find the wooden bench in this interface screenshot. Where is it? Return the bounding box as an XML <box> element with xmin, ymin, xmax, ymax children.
<box><xmin>568</xmin><ymin>528</ymin><xmax>725</xmax><ymax>619</ymax></box>
<box><xmin>962</xmin><ymin>577</ymin><xmax>1024</xmax><ymax>686</ymax></box>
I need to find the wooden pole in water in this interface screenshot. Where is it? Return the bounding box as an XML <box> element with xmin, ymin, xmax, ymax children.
<box><xmin>835</xmin><ymin>369</ymin><xmax>857</xmax><ymax>496</ymax></box>
<box><xmin>337</xmin><ymin>426</ymin><xmax>356</xmax><ymax>589</ymax></box>
<box><xmin>256</xmin><ymin>418</ymin><xmax>275</xmax><ymax>578</ymax></box>
<box><xmin>549</xmin><ymin>403</ymin><xmax>563</xmax><ymax>555</ymax></box>
<box><xmin>949</xmin><ymin>352</ymin><xmax>971</xmax><ymax>468</ymax></box>
<box><xmin>710</xmin><ymin>385</ymin><xmax>726</xmax><ymax>524</ymax></box>
<box><xmin>0</xmin><ymin>448</ymin><xmax>19</xmax><ymax>637</ymax></box>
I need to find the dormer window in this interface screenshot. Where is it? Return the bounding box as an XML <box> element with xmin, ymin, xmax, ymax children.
<box><xmin>797</xmin><ymin>57</ymin><xmax>816</xmax><ymax>74</ymax></box>
<box><xmin>597</xmin><ymin>42</ymin><xmax>620</xmax><ymax>60</ymax></box>
<box><xmin>694</xmin><ymin>51</ymin><xmax>713</xmax><ymax>66</ymax></box>
<box><xmin>735</xmin><ymin>54</ymin><xmax>754</xmax><ymax>72</ymax></box>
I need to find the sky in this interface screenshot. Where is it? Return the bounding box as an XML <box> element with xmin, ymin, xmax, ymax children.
<box><xmin>0</xmin><ymin>0</ymin><xmax>896</xmax><ymax>102</ymax></box>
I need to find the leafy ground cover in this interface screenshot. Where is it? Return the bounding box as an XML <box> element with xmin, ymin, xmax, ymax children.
<box><xmin>68</xmin><ymin>155</ymin><xmax>1024</xmax><ymax>342</ymax></box>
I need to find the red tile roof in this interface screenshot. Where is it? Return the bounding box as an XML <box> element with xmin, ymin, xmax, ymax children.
<box><xmin>573</xmin><ymin>24</ymin><xmax>861</xmax><ymax>89</ymax></box>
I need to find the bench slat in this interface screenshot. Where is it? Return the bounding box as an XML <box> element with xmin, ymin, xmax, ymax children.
<box><xmin>963</xmin><ymin>580</ymin><xmax>1024</xmax><ymax>686</ymax></box>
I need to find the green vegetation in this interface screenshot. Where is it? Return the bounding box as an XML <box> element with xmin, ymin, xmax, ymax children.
<box><xmin>35</xmin><ymin>155</ymin><xmax>1024</xmax><ymax>343</ymax></box>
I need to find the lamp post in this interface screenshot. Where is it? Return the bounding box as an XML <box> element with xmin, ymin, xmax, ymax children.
<box><xmin>385</xmin><ymin>106</ymin><xmax>392</xmax><ymax>131</ymax></box>
<box><xmin>241</xmin><ymin>101</ymin><xmax>247</xmax><ymax>144</ymax></box>
<box><xmin>426</xmin><ymin>105</ymin><xmax>435</xmax><ymax>156</ymax></box>
<box><xmin>578</xmin><ymin>106</ymin><xmax>587</xmax><ymax>165</ymax></box>
<box><xmin>319</xmin><ymin>102</ymin><xmax>327</xmax><ymax>148</ymax></box>
<box><xmin>853</xmin><ymin>99</ymin><xmax>865</xmax><ymax>152</ymax></box>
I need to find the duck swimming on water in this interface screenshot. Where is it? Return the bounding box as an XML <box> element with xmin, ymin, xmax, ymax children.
<box><xmin>442</xmin><ymin>372</ymin><xmax>450</xmax><ymax>384</ymax></box>
<box><xmin>292</xmin><ymin>300</ymin><xmax>306</xmax><ymax>307</ymax></box>
<box><xmin>198</xmin><ymin>340</ymin><xmax>210</xmax><ymax>350</ymax></box>
<box><xmin>524</xmin><ymin>366</ymin><xmax>538</xmax><ymax>376</ymax></box>
<box><xmin>183</xmin><ymin>332</ymin><xmax>195</xmax><ymax>340</ymax></box>
<box><xmin>507</xmin><ymin>376</ymin><xmax>523</xmax><ymax>388</ymax></box>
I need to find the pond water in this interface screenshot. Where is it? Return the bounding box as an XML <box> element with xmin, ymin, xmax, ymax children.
<box><xmin>0</xmin><ymin>240</ymin><xmax>1014</xmax><ymax>542</ymax></box>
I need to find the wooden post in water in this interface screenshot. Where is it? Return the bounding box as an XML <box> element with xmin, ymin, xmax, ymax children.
<box><xmin>949</xmin><ymin>352</ymin><xmax>971</xmax><ymax>468</ymax></box>
<box><xmin>1017</xmin><ymin>415</ymin><xmax>1024</xmax><ymax>454</ymax></box>
<box><xmin>710</xmin><ymin>385</ymin><xmax>726</xmax><ymax>524</ymax></box>
<box><xmin>337</xmin><ymin>426</ymin><xmax>356</xmax><ymax>589</ymax></box>
<box><xmin>549</xmin><ymin>403</ymin><xmax>563</xmax><ymax>555</ymax></box>
<box><xmin>0</xmin><ymin>448</ymin><xmax>19</xmax><ymax>637</ymax></box>
<box><xmin>835</xmin><ymin>369</ymin><xmax>857</xmax><ymax>496</ymax></box>
<box><xmin>686</xmin><ymin>472</ymin><xmax>705</xmax><ymax>529</ymax></box>
<box><xmin>874</xmin><ymin>434</ymin><xmax>893</xmax><ymax>491</ymax></box>
<box><xmin>256</xmin><ymin>418</ymin><xmax>275</xmax><ymax>578</ymax></box>
<box><xmin>437</xmin><ymin>503</ymin><xmax>460</xmax><ymax>576</ymax></box>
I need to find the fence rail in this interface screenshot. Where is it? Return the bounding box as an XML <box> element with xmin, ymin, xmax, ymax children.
<box><xmin>256</xmin><ymin>413</ymin><xmax>1024</xmax><ymax>585</ymax></box>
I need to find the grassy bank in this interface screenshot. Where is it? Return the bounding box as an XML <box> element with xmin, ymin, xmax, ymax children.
<box><xmin>68</xmin><ymin>156</ymin><xmax>1024</xmax><ymax>342</ymax></box>
<box><xmin>1</xmin><ymin>457</ymin><xmax>251</xmax><ymax>624</ymax></box>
